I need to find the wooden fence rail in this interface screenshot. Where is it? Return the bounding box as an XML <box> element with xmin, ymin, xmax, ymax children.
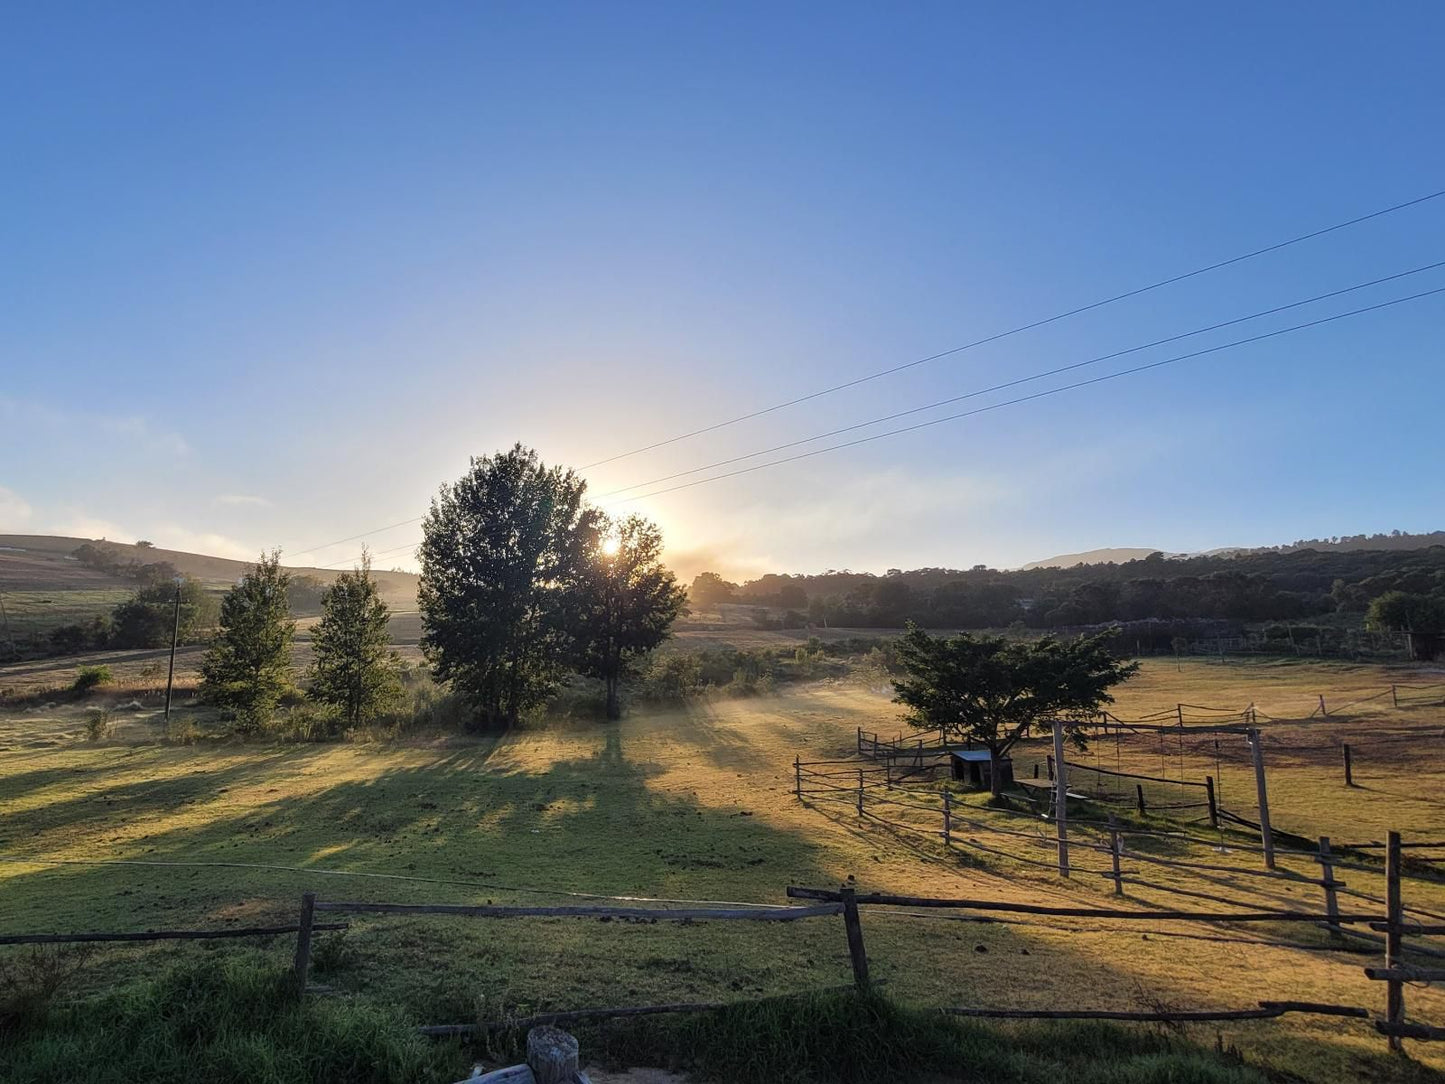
<box><xmin>0</xmin><ymin>923</ymin><xmax>347</xmax><ymax>946</ymax></box>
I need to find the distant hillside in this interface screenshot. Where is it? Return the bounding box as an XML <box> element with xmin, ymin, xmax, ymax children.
<box><xmin>0</xmin><ymin>535</ymin><xmax>419</xmax><ymax>614</ymax></box>
<box><xmin>1019</xmin><ymin>547</ymin><xmax>1170</xmax><ymax>570</ymax></box>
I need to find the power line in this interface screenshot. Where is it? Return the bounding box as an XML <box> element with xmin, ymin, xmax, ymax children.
<box><xmin>605</xmin><ymin>285</ymin><xmax>1445</xmax><ymax>505</ymax></box>
<box><xmin>598</xmin><ymin>260</ymin><xmax>1445</xmax><ymax>498</ymax></box>
<box><xmin>289</xmin><ymin>515</ymin><xmax>424</xmax><ymax>562</ymax></box>
<box><xmin>579</xmin><ymin>187</ymin><xmax>1445</xmax><ymax>470</ymax></box>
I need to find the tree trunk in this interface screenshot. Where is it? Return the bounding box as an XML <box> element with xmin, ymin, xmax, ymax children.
<box><xmin>605</xmin><ymin>673</ymin><xmax>620</xmax><ymax>720</ymax></box>
<box><xmin>988</xmin><ymin>747</ymin><xmax>1002</xmax><ymax>798</ymax></box>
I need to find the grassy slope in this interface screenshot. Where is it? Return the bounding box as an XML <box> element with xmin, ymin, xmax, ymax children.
<box><xmin>1</xmin><ymin>659</ymin><xmax>1444</xmax><ymax>1080</ymax></box>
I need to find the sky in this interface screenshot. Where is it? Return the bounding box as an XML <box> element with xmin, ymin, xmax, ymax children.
<box><xmin>2</xmin><ymin>2</ymin><xmax>1443</xmax><ymax>582</ymax></box>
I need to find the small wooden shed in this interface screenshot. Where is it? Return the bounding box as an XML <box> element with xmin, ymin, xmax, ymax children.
<box><xmin>949</xmin><ymin>749</ymin><xmax>1014</xmax><ymax>790</ymax></box>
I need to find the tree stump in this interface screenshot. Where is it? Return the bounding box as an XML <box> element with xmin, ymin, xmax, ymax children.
<box><xmin>526</xmin><ymin>1026</ymin><xmax>580</xmax><ymax>1084</ymax></box>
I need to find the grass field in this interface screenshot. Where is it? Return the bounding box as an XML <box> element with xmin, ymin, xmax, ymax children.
<box><xmin>1</xmin><ymin>653</ymin><xmax>1444</xmax><ymax>1081</ymax></box>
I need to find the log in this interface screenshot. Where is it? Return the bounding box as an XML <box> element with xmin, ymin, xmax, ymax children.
<box><xmin>527</xmin><ymin>1026</ymin><xmax>579</xmax><ymax>1084</ymax></box>
<box><xmin>1363</xmin><ymin>966</ymin><xmax>1445</xmax><ymax>983</ymax></box>
<box><xmin>1374</xmin><ymin>1020</ymin><xmax>1445</xmax><ymax>1041</ymax></box>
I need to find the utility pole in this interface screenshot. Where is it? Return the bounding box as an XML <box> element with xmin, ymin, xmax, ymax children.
<box><xmin>1247</xmin><ymin>728</ymin><xmax>1275</xmax><ymax>870</ymax></box>
<box><xmin>164</xmin><ymin>578</ymin><xmax>182</xmax><ymax>721</ymax></box>
<box><xmin>1052</xmin><ymin>719</ymin><xmax>1070</xmax><ymax>878</ymax></box>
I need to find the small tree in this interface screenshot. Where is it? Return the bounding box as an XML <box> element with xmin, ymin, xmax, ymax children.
<box><xmin>892</xmin><ymin>626</ymin><xmax>1138</xmax><ymax>796</ymax></box>
<box><xmin>110</xmin><ymin>577</ymin><xmax>211</xmax><ymax>649</ymax></box>
<box><xmin>1366</xmin><ymin>590</ymin><xmax>1445</xmax><ymax>634</ymax></box>
<box><xmin>200</xmin><ymin>551</ymin><xmax>295</xmax><ymax>732</ymax></box>
<box><xmin>308</xmin><ymin>555</ymin><xmax>402</xmax><ymax>731</ymax></box>
<box><xmin>574</xmin><ymin>515</ymin><xmax>689</xmax><ymax>719</ymax></box>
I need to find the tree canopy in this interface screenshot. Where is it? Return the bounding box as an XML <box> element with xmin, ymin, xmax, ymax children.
<box><xmin>892</xmin><ymin>626</ymin><xmax>1138</xmax><ymax>795</ymax></box>
<box><xmin>418</xmin><ymin>445</ymin><xmax>599</xmax><ymax>727</ymax></box>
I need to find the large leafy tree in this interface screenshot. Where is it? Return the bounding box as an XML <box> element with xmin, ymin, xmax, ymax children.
<box><xmin>575</xmin><ymin>514</ymin><xmax>689</xmax><ymax>719</ymax></box>
<box><xmin>308</xmin><ymin>554</ymin><xmax>402</xmax><ymax>731</ymax></box>
<box><xmin>200</xmin><ymin>551</ymin><xmax>296</xmax><ymax>732</ymax></box>
<box><xmin>892</xmin><ymin>626</ymin><xmax>1138</xmax><ymax>796</ymax></box>
<box><xmin>418</xmin><ymin>445</ymin><xmax>598</xmax><ymax>728</ymax></box>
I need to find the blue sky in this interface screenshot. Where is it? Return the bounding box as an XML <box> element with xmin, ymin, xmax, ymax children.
<box><xmin>2</xmin><ymin>3</ymin><xmax>1442</xmax><ymax>579</ymax></box>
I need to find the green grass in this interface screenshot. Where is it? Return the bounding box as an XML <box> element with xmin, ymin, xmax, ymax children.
<box><xmin>0</xmin><ymin>956</ymin><xmax>466</xmax><ymax>1084</ymax></box>
<box><xmin>2</xmin><ymin>664</ymin><xmax>1444</xmax><ymax>1081</ymax></box>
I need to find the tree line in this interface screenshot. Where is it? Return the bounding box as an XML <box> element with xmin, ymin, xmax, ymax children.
<box><xmin>691</xmin><ymin>543</ymin><xmax>1445</xmax><ymax>633</ymax></box>
<box><xmin>195</xmin><ymin>446</ymin><xmax>687</xmax><ymax>732</ymax></box>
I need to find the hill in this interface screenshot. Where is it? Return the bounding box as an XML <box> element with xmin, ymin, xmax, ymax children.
<box><xmin>0</xmin><ymin>535</ymin><xmax>419</xmax><ymax>645</ymax></box>
<box><xmin>1019</xmin><ymin>547</ymin><xmax>1171</xmax><ymax>570</ymax></box>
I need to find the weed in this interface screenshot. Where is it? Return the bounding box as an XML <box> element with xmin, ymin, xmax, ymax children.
<box><xmin>0</xmin><ymin>946</ymin><xmax>96</xmax><ymax>1033</ymax></box>
<box><xmin>81</xmin><ymin>707</ymin><xmax>112</xmax><ymax>742</ymax></box>
<box><xmin>70</xmin><ymin>665</ymin><xmax>112</xmax><ymax>696</ymax></box>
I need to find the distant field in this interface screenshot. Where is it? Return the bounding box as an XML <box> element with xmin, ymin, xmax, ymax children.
<box><xmin>1</xmin><ymin>656</ymin><xmax>1443</xmax><ymax>1081</ymax></box>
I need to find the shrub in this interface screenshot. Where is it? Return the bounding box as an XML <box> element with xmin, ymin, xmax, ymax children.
<box><xmin>0</xmin><ymin>946</ymin><xmax>95</xmax><ymax>1033</ymax></box>
<box><xmin>71</xmin><ymin>665</ymin><xmax>113</xmax><ymax>695</ymax></box>
<box><xmin>81</xmin><ymin>707</ymin><xmax>113</xmax><ymax>742</ymax></box>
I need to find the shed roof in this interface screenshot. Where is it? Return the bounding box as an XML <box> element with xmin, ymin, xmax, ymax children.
<box><xmin>949</xmin><ymin>749</ymin><xmax>998</xmax><ymax>763</ymax></box>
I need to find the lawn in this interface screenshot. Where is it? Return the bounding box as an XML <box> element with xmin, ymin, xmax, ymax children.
<box><xmin>0</xmin><ymin>658</ymin><xmax>1442</xmax><ymax>1081</ymax></box>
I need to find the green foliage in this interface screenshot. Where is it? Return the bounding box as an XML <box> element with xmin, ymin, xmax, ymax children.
<box><xmin>892</xmin><ymin>626</ymin><xmax>1138</xmax><ymax>794</ymax></box>
<box><xmin>286</xmin><ymin>574</ymin><xmax>328</xmax><ymax>615</ymax></box>
<box><xmin>0</xmin><ymin>958</ymin><xmax>464</xmax><ymax>1084</ymax></box>
<box><xmin>70</xmin><ymin>664</ymin><xmax>113</xmax><ymax>695</ymax></box>
<box><xmin>47</xmin><ymin>615</ymin><xmax>112</xmax><ymax>656</ymax></box>
<box><xmin>199</xmin><ymin>551</ymin><xmax>296</xmax><ymax>733</ymax></box>
<box><xmin>417</xmin><ymin>445</ymin><xmax>597</xmax><ymax>728</ymax></box>
<box><xmin>1366</xmin><ymin>589</ymin><xmax>1445</xmax><ymax>633</ymax></box>
<box><xmin>108</xmin><ymin>576</ymin><xmax>215</xmax><ymax>649</ymax></box>
<box><xmin>573</xmin><ymin>515</ymin><xmax>689</xmax><ymax>719</ymax></box>
<box><xmin>308</xmin><ymin>557</ymin><xmax>402</xmax><ymax>731</ymax></box>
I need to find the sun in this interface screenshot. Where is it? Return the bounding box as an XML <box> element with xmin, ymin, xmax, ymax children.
<box><xmin>599</xmin><ymin>536</ymin><xmax>621</xmax><ymax>557</ymax></box>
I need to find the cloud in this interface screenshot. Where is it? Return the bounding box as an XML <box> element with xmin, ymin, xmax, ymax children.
<box><xmin>213</xmin><ymin>494</ymin><xmax>272</xmax><ymax>508</ymax></box>
<box><xmin>0</xmin><ymin>486</ymin><xmax>34</xmax><ymax>530</ymax></box>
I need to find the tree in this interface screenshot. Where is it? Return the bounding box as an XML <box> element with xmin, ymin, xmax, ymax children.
<box><xmin>574</xmin><ymin>515</ymin><xmax>688</xmax><ymax>719</ymax></box>
<box><xmin>110</xmin><ymin>577</ymin><xmax>212</xmax><ymax>648</ymax></box>
<box><xmin>200</xmin><ymin>551</ymin><xmax>295</xmax><ymax>731</ymax></box>
<box><xmin>308</xmin><ymin>554</ymin><xmax>402</xmax><ymax>731</ymax></box>
<box><xmin>1366</xmin><ymin>590</ymin><xmax>1445</xmax><ymax>633</ymax></box>
<box><xmin>418</xmin><ymin>445</ymin><xmax>597</xmax><ymax>728</ymax></box>
<box><xmin>689</xmin><ymin>572</ymin><xmax>737</xmax><ymax>611</ymax></box>
<box><xmin>891</xmin><ymin>626</ymin><xmax>1138</xmax><ymax>796</ymax></box>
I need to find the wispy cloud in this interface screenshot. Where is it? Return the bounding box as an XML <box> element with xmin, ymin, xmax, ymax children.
<box><xmin>214</xmin><ymin>494</ymin><xmax>272</xmax><ymax>508</ymax></box>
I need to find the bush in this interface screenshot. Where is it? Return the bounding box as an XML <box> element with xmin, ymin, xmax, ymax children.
<box><xmin>81</xmin><ymin>707</ymin><xmax>113</xmax><ymax>742</ymax></box>
<box><xmin>71</xmin><ymin>666</ymin><xmax>113</xmax><ymax>696</ymax></box>
<box><xmin>0</xmin><ymin>946</ymin><xmax>95</xmax><ymax>1033</ymax></box>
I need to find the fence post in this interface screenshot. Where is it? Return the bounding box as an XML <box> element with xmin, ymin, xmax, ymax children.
<box><xmin>857</xmin><ymin>727</ymin><xmax>862</xmax><ymax>754</ymax></box>
<box><xmin>1248</xmin><ymin>728</ymin><xmax>1276</xmax><ymax>870</ymax></box>
<box><xmin>1046</xmin><ymin>754</ymin><xmax>1054</xmax><ymax>781</ymax></box>
<box><xmin>1108</xmin><ymin>813</ymin><xmax>1122</xmax><ymax>896</ymax></box>
<box><xmin>839</xmin><ymin>886</ymin><xmax>871</xmax><ymax>990</ymax></box>
<box><xmin>1176</xmin><ymin>703</ymin><xmax>1184</xmax><ymax>727</ymax></box>
<box><xmin>1205</xmin><ymin>775</ymin><xmax>1218</xmax><ymax>829</ymax></box>
<box><xmin>1342</xmin><ymin>743</ymin><xmax>1354</xmax><ymax>787</ymax></box>
<box><xmin>1136</xmin><ymin>783</ymin><xmax>1146</xmax><ymax>815</ymax></box>
<box><xmin>794</xmin><ymin>756</ymin><xmax>801</xmax><ymax>799</ymax></box>
<box><xmin>1318</xmin><ymin>836</ymin><xmax>1341</xmax><ymax>937</ymax></box>
<box><xmin>1385</xmin><ymin>831</ymin><xmax>1403</xmax><ymax>1053</ymax></box>
<box><xmin>1052</xmin><ymin>719</ymin><xmax>1070</xmax><ymax>879</ymax></box>
<box><xmin>1318</xmin><ymin>694</ymin><xmax>1328</xmax><ymax>718</ymax></box>
<box><xmin>292</xmin><ymin>892</ymin><xmax>316</xmax><ymax>994</ymax></box>
<box><xmin>885</xmin><ymin>759</ymin><xmax>892</xmax><ymax>789</ymax></box>
<box><xmin>856</xmin><ymin>769</ymin><xmax>864</xmax><ymax>816</ymax></box>
<box><xmin>942</xmin><ymin>788</ymin><xmax>952</xmax><ymax>847</ymax></box>
<box><xmin>1391</xmin><ymin>684</ymin><xmax>1399</xmax><ymax>708</ymax></box>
